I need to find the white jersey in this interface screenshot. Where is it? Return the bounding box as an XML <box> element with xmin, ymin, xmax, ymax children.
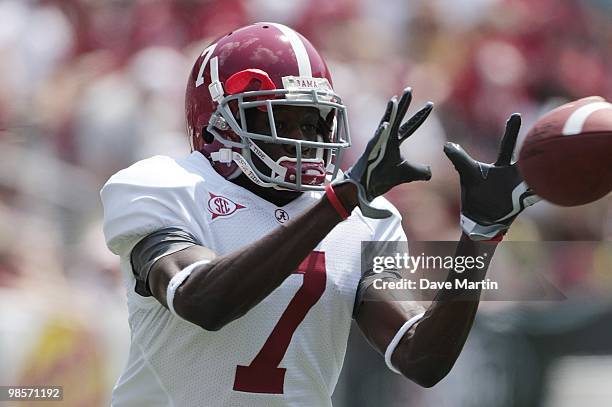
<box><xmin>101</xmin><ymin>152</ymin><xmax>406</xmax><ymax>407</ymax></box>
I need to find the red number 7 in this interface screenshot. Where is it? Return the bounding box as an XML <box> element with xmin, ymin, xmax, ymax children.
<box><xmin>233</xmin><ymin>251</ymin><xmax>327</xmax><ymax>394</ymax></box>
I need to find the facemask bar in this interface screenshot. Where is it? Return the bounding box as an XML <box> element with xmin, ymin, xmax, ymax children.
<box><xmin>206</xmin><ymin>88</ymin><xmax>351</xmax><ymax>191</ymax></box>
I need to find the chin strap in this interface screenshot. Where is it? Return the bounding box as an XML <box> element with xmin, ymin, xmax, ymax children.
<box><xmin>211</xmin><ymin>148</ymin><xmax>301</xmax><ymax>191</ymax></box>
<box><xmin>234</xmin><ymin>151</ymin><xmax>277</xmax><ymax>188</ymax></box>
<box><xmin>211</xmin><ymin>138</ymin><xmax>328</xmax><ymax>190</ymax></box>
<box><xmin>245</xmin><ymin>138</ymin><xmax>289</xmax><ymax>181</ymax></box>
<box><xmin>210</xmin><ymin>144</ymin><xmax>282</xmax><ymax>188</ymax></box>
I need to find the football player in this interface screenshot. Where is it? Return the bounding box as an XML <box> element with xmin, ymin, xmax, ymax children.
<box><xmin>101</xmin><ymin>22</ymin><xmax>539</xmax><ymax>406</ymax></box>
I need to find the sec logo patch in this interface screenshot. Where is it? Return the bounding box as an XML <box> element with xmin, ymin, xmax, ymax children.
<box><xmin>207</xmin><ymin>193</ymin><xmax>246</xmax><ymax>220</ymax></box>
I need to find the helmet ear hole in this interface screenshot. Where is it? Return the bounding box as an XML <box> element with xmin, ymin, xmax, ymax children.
<box><xmin>203</xmin><ymin>129</ymin><xmax>215</xmax><ymax>144</ymax></box>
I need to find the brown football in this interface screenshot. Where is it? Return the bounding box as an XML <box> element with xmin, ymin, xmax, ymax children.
<box><xmin>518</xmin><ymin>96</ymin><xmax>612</xmax><ymax>206</ymax></box>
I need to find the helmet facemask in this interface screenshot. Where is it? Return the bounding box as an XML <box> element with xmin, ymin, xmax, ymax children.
<box><xmin>206</xmin><ymin>82</ymin><xmax>351</xmax><ymax>191</ymax></box>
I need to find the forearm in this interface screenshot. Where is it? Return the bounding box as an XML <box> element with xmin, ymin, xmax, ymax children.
<box><xmin>392</xmin><ymin>233</ymin><xmax>498</xmax><ymax>385</ymax></box>
<box><xmin>174</xmin><ymin>183</ymin><xmax>358</xmax><ymax>330</ymax></box>
<box><xmin>388</xmin><ymin>111</ymin><xmax>534</xmax><ymax>385</ymax></box>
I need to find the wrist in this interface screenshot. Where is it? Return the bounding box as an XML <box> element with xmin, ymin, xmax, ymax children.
<box><xmin>461</xmin><ymin>231</ymin><xmax>504</xmax><ymax>243</ymax></box>
<box><xmin>325</xmin><ymin>182</ymin><xmax>358</xmax><ymax>220</ymax></box>
<box><xmin>460</xmin><ymin>214</ymin><xmax>508</xmax><ymax>242</ymax></box>
<box><xmin>332</xmin><ymin>182</ymin><xmax>359</xmax><ymax>209</ymax></box>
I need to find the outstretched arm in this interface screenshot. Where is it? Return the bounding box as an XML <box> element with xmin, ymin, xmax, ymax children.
<box><xmin>356</xmin><ymin>114</ymin><xmax>540</xmax><ymax>387</ymax></box>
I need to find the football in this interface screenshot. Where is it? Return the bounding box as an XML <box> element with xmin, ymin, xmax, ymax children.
<box><xmin>518</xmin><ymin>96</ymin><xmax>612</xmax><ymax>206</ymax></box>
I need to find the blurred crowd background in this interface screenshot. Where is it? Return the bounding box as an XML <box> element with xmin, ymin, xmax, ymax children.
<box><xmin>0</xmin><ymin>0</ymin><xmax>611</xmax><ymax>405</ymax></box>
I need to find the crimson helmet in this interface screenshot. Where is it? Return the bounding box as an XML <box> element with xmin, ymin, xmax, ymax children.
<box><xmin>185</xmin><ymin>22</ymin><xmax>350</xmax><ymax>191</ymax></box>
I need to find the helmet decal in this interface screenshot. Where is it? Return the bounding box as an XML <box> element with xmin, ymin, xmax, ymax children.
<box><xmin>266</xmin><ymin>22</ymin><xmax>312</xmax><ymax>77</ymax></box>
<box><xmin>195</xmin><ymin>44</ymin><xmax>217</xmax><ymax>88</ymax></box>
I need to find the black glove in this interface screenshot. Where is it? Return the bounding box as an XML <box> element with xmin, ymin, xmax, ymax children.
<box><xmin>444</xmin><ymin>113</ymin><xmax>541</xmax><ymax>240</ymax></box>
<box><xmin>339</xmin><ymin>88</ymin><xmax>433</xmax><ymax>218</ymax></box>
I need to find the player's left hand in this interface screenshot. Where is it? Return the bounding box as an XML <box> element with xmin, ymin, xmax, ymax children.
<box><xmin>444</xmin><ymin>113</ymin><xmax>541</xmax><ymax>240</ymax></box>
<box><xmin>339</xmin><ymin>88</ymin><xmax>433</xmax><ymax>218</ymax></box>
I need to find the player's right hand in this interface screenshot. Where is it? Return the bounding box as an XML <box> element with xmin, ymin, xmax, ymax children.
<box><xmin>338</xmin><ymin>88</ymin><xmax>433</xmax><ymax>218</ymax></box>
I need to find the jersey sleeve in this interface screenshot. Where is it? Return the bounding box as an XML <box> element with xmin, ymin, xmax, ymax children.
<box><xmin>100</xmin><ymin>156</ymin><xmax>202</xmax><ymax>257</ymax></box>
